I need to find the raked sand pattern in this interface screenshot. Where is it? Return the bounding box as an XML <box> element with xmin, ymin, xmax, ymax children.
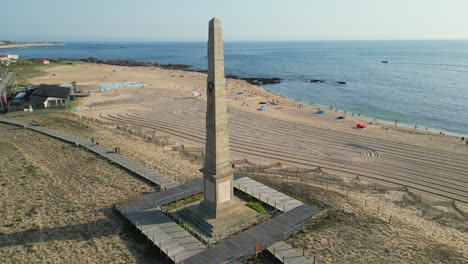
<box><xmin>31</xmin><ymin>64</ymin><xmax>468</xmax><ymax>204</ymax></box>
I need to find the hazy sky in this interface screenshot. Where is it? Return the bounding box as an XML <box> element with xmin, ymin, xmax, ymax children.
<box><xmin>3</xmin><ymin>0</ymin><xmax>467</xmax><ymax>41</ymax></box>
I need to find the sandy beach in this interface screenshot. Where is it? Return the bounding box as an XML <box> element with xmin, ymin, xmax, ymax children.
<box><xmin>0</xmin><ymin>43</ymin><xmax>63</xmax><ymax>49</ymax></box>
<box><xmin>30</xmin><ymin>63</ymin><xmax>468</xmax><ymax>204</ymax></box>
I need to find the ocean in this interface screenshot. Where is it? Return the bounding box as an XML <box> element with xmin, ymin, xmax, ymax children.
<box><xmin>5</xmin><ymin>40</ymin><xmax>468</xmax><ymax>135</ymax></box>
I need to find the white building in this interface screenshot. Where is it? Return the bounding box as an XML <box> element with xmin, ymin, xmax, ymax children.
<box><xmin>7</xmin><ymin>54</ymin><xmax>19</xmax><ymax>61</ymax></box>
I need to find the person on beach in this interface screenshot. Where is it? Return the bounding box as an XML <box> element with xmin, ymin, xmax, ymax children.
<box><xmin>462</xmin><ymin>137</ymin><xmax>465</xmax><ymax>143</ymax></box>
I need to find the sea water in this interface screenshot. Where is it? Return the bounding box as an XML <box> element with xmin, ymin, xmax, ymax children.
<box><xmin>6</xmin><ymin>40</ymin><xmax>468</xmax><ymax>135</ymax></box>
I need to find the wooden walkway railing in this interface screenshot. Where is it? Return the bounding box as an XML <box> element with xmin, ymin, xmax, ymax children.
<box><xmin>234</xmin><ymin>175</ymin><xmax>304</xmax><ymax>212</ymax></box>
<box><xmin>267</xmin><ymin>241</ymin><xmax>312</xmax><ymax>264</ymax></box>
<box><xmin>0</xmin><ymin>116</ymin><xmax>179</xmax><ymax>189</ymax></box>
<box><xmin>0</xmin><ymin>116</ymin><xmax>324</xmax><ymax>264</ymax></box>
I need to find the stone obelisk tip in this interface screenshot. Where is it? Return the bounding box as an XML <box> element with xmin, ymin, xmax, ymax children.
<box><xmin>209</xmin><ymin>17</ymin><xmax>221</xmax><ymax>23</ymax></box>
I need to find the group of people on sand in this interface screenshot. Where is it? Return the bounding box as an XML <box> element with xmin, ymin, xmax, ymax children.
<box><xmin>462</xmin><ymin>137</ymin><xmax>468</xmax><ymax>146</ymax></box>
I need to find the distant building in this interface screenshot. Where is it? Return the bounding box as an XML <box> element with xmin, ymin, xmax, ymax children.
<box><xmin>23</xmin><ymin>84</ymin><xmax>71</xmax><ymax>109</ymax></box>
<box><xmin>0</xmin><ymin>56</ymin><xmax>11</xmax><ymax>66</ymax></box>
<box><xmin>33</xmin><ymin>59</ymin><xmax>50</xmax><ymax>64</ymax></box>
<box><xmin>7</xmin><ymin>54</ymin><xmax>19</xmax><ymax>61</ymax></box>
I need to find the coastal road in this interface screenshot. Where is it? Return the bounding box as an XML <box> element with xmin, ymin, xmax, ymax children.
<box><xmin>95</xmin><ymin>93</ymin><xmax>468</xmax><ymax>204</ymax></box>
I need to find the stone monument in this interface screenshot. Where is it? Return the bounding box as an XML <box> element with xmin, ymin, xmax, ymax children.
<box><xmin>172</xmin><ymin>18</ymin><xmax>257</xmax><ymax>237</ymax></box>
<box><xmin>199</xmin><ymin>17</ymin><xmax>234</xmax><ymax>218</ymax></box>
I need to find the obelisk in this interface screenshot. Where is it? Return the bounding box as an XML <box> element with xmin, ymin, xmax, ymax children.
<box><xmin>200</xmin><ymin>18</ymin><xmax>234</xmax><ymax>218</ymax></box>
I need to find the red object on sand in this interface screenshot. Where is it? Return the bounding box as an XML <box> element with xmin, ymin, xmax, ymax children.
<box><xmin>356</xmin><ymin>124</ymin><xmax>367</xmax><ymax>129</ymax></box>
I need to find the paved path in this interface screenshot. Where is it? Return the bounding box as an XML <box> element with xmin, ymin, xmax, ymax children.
<box><xmin>234</xmin><ymin>175</ymin><xmax>304</xmax><ymax>212</ymax></box>
<box><xmin>267</xmin><ymin>241</ymin><xmax>311</xmax><ymax>264</ymax></box>
<box><xmin>0</xmin><ymin>116</ymin><xmax>179</xmax><ymax>189</ymax></box>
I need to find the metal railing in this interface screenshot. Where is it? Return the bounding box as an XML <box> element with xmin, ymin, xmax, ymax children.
<box><xmin>154</xmin><ymin>186</ymin><xmax>203</xmax><ymax>208</ymax></box>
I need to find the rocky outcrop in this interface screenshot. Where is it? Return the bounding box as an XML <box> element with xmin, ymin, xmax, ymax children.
<box><xmin>75</xmin><ymin>58</ymin><xmax>282</xmax><ymax>86</ymax></box>
<box><xmin>310</xmin><ymin>79</ymin><xmax>327</xmax><ymax>83</ymax></box>
<box><xmin>78</xmin><ymin>57</ymin><xmax>192</xmax><ymax>70</ymax></box>
<box><xmin>310</xmin><ymin>79</ymin><xmax>346</xmax><ymax>85</ymax></box>
<box><xmin>239</xmin><ymin>77</ymin><xmax>282</xmax><ymax>85</ymax></box>
<box><xmin>184</xmin><ymin>70</ymin><xmax>281</xmax><ymax>85</ymax></box>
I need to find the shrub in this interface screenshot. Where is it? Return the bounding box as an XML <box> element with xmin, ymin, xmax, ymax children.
<box><xmin>247</xmin><ymin>202</ymin><xmax>265</xmax><ymax>214</ymax></box>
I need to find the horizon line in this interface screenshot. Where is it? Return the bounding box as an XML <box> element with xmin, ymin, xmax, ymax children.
<box><xmin>12</xmin><ymin>38</ymin><xmax>468</xmax><ymax>43</ymax></box>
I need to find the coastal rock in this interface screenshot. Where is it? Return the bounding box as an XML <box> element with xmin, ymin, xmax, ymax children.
<box><xmin>310</xmin><ymin>79</ymin><xmax>346</xmax><ymax>85</ymax></box>
<box><xmin>241</xmin><ymin>77</ymin><xmax>281</xmax><ymax>85</ymax></box>
<box><xmin>186</xmin><ymin>70</ymin><xmax>282</xmax><ymax>85</ymax></box>
<box><xmin>311</xmin><ymin>79</ymin><xmax>327</xmax><ymax>83</ymax></box>
<box><xmin>78</xmin><ymin>57</ymin><xmax>192</xmax><ymax>70</ymax></box>
<box><xmin>77</xmin><ymin>58</ymin><xmax>282</xmax><ymax>85</ymax></box>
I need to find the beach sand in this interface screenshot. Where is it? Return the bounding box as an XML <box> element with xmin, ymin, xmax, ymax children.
<box><xmin>0</xmin><ymin>43</ymin><xmax>63</xmax><ymax>49</ymax></box>
<box><xmin>30</xmin><ymin>63</ymin><xmax>468</xmax><ymax>203</ymax></box>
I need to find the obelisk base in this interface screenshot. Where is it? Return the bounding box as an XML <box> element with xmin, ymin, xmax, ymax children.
<box><xmin>172</xmin><ymin>198</ymin><xmax>258</xmax><ymax>238</ymax></box>
<box><xmin>199</xmin><ymin>171</ymin><xmax>234</xmax><ymax>218</ymax></box>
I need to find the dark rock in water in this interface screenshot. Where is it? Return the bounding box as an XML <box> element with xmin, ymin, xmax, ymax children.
<box><xmin>186</xmin><ymin>70</ymin><xmax>282</xmax><ymax>85</ymax></box>
<box><xmin>310</xmin><ymin>79</ymin><xmax>326</xmax><ymax>83</ymax></box>
<box><xmin>310</xmin><ymin>79</ymin><xmax>346</xmax><ymax>84</ymax></box>
<box><xmin>241</xmin><ymin>77</ymin><xmax>281</xmax><ymax>85</ymax></box>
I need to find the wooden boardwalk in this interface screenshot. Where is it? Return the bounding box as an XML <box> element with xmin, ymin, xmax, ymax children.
<box><xmin>115</xmin><ymin>207</ymin><xmax>206</xmax><ymax>262</ymax></box>
<box><xmin>0</xmin><ymin>116</ymin><xmax>321</xmax><ymax>264</ymax></box>
<box><xmin>267</xmin><ymin>241</ymin><xmax>311</xmax><ymax>264</ymax></box>
<box><xmin>234</xmin><ymin>175</ymin><xmax>304</xmax><ymax>212</ymax></box>
<box><xmin>118</xmin><ymin>179</ymin><xmax>203</xmax><ymax>214</ymax></box>
<box><xmin>182</xmin><ymin>204</ymin><xmax>320</xmax><ymax>264</ymax></box>
<box><xmin>0</xmin><ymin>116</ymin><xmax>179</xmax><ymax>189</ymax></box>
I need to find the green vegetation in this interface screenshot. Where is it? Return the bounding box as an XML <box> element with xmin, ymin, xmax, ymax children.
<box><xmin>247</xmin><ymin>202</ymin><xmax>265</xmax><ymax>214</ymax></box>
<box><xmin>25</xmin><ymin>164</ymin><xmax>38</xmax><ymax>176</ymax></box>
<box><xmin>180</xmin><ymin>223</ymin><xmax>194</xmax><ymax>234</ymax></box>
<box><xmin>25</xmin><ymin>205</ymin><xmax>42</xmax><ymax>217</ymax></box>
<box><xmin>164</xmin><ymin>194</ymin><xmax>203</xmax><ymax>211</ymax></box>
<box><xmin>38</xmin><ymin>119</ymin><xmax>52</xmax><ymax>127</ymax></box>
<box><xmin>5</xmin><ymin>60</ymin><xmax>48</xmax><ymax>86</ymax></box>
<box><xmin>66</xmin><ymin>97</ymin><xmax>80</xmax><ymax>110</ymax></box>
<box><xmin>3</xmin><ymin>59</ymin><xmax>89</xmax><ymax>93</ymax></box>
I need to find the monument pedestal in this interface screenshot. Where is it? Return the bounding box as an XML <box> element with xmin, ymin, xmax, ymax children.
<box><xmin>199</xmin><ymin>169</ymin><xmax>234</xmax><ymax>218</ymax></box>
<box><xmin>172</xmin><ymin>198</ymin><xmax>257</xmax><ymax>238</ymax></box>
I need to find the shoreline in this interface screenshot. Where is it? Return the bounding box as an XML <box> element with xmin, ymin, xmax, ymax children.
<box><xmin>0</xmin><ymin>43</ymin><xmax>64</xmax><ymax>49</ymax></box>
<box><xmin>260</xmin><ymin>85</ymin><xmax>465</xmax><ymax>138</ymax></box>
<box><xmin>13</xmin><ymin>54</ymin><xmax>465</xmax><ymax>136</ymax></box>
<box><xmin>76</xmin><ymin>57</ymin><xmax>464</xmax><ymax>137</ymax></box>
<box><xmin>28</xmin><ymin>62</ymin><xmax>466</xmax><ymax>147</ymax></box>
